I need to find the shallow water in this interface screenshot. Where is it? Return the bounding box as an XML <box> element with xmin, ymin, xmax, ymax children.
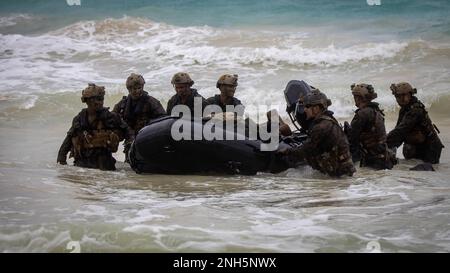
<box><xmin>1</xmin><ymin>1</ymin><xmax>450</xmax><ymax>252</ymax></box>
<box><xmin>1</xmin><ymin>156</ymin><xmax>450</xmax><ymax>252</ymax></box>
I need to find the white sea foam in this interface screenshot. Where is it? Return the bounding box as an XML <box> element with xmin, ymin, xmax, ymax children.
<box><xmin>0</xmin><ymin>17</ymin><xmax>449</xmax><ymax>116</ymax></box>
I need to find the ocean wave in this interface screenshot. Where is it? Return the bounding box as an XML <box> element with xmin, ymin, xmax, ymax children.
<box><xmin>0</xmin><ymin>17</ymin><xmax>435</xmax><ymax>86</ymax></box>
<box><xmin>0</xmin><ymin>17</ymin><xmax>449</xmax><ymax>119</ymax></box>
<box><xmin>47</xmin><ymin>17</ymin><xmax>413</xmax><ymax>67</ymax></box>
<box><xmin>0</xmin><ymin>17</ymin><xmax>422</xmax><ymax>69</ymax></box>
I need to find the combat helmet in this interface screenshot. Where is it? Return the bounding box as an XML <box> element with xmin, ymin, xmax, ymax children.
<box><xmin>216</xmin><ymin>74</ymin><xmax>238</xmax><ymax>88</ymax></box>
<box><xmin>303</xmin><ymin>89</ymin><xmax>332</xmax><ymax>109</ymax></box>
<box><xmin>81</xmin><ymin>83</ymin><xmax>105</xmax><ymax>103</ymax></box>
<box><xmin>351</xmin><ymin>83</ymin><xmax>377</xmax><ymax>101</ymax></box>
<box><xmin>390</xmin><ymin>82</ymin><xmax>417</xmax><ymax>95</ymax></box>
<box><xmin>126</xmin><ymin>73</ymin><xmax>145</xmax><ymax>89</ymax></box>
<box><xmin>171</xmin><ymin>72</ymin><xmax>194</xmax><ymax>86</ymax></box>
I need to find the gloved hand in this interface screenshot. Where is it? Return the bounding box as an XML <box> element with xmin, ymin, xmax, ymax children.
<box><xmin>276</xmin><ymin>147</ymin><xmax>291</xmax><ymax>156</ymax></box>
<box><xmin>57</xmin><ymin>154</ymin><xmax>67</xmax><ymax>165</ymax></box>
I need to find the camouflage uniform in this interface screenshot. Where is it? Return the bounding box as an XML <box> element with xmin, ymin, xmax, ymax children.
<box><xmin>57</xmin><ymin>107</ymin><xmax>134</xmax><ymax>171</ymax></box>
<box><xmin>113</xmin><ymin>91</ymin><xmax>166</xmax><ymax>134</ymax></box>
<box><xmin>285</xmin><ymin>89</ymin><xmax>355</xmax><ymax>177</ymax></box>
<box><xmin>205</xmin><ymin>95</ymin><xmax>243</xmax><ymax>112</ymax></box>
<box><xmin>387</xmin><ymin>96</ymin><xmax>444</xmax><ymax>164</ymax></box>
<box><xmin>57</xmin><ymin>83</ymin><xmax>134</xmax><ymax>171</ymax></box>
<box><xmin>347</xmin><ymin>83</ymin><xmax>396</xmax><ymax>170</ymax></box>
<box><xmin>290</xmin><ymin>110</ymin><xmax>355</xmax><ymax>177</ymax></box>
<box><xmin>349</xmin><ymin>102</ymin><xmax>396</xmax><ymax>170</ymax></box>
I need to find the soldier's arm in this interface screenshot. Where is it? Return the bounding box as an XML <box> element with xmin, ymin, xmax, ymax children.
<box><xmin>201</xmin><ymin>97</ymin><xmax>208</xmax><ymax>114</ymax></box>
<box><xmin>166</xmin><ymin>99</ymin><xmax>174</xmax><ymax>116</ymax></box>
<box><xmin>235</xmin><ymin>98</ymin><xmax>244</xmax><ymax>108</ymax></box>
<box><xmin>349</xmin><ymin>110</ymin><xmax>369</xmax><ymax>160</ymax></box>
<box><xmin>116</xmin><ymin>114</ymin><xmax>135</xmax><ymax>142</ymax></box>
<box><xmin>387</xmin><ymin>108</ymin><xmax>422</xmax><ymax>148</ymax></box>
<box><xmin>235</xmin><ymin>99</ymin><xmax>245</xmax><ymax>116</ymax></box>
<box><xmin>112</xmin><ymin>113</ymin><xmax>134</xmax><ymax>160</ymax></box>
<box><xmin>289</xmin><ymin>123</ymin><xmax>325</xmax><ymax>160</ymax></box>
<box><xmin>112</xmin><ymin>101</ymin><xmax>121</xmax><ymax>114</ymax></box>
<box><xmin>288</xmin><ymin>140</ymin><xmax>309</xmax><ymax>160</ymax></box>
<box><xmin>57</xmin><ymin>135</ymin><xmax>71</xmax><ymax>165</ymax></box>
<box><xmin>57</xmin><ymin>116</ymin><xmax>79</xmax><ymax>164</ymax></box>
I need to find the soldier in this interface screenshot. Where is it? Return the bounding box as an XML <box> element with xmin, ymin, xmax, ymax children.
<box><xmin>166</xmin><ymin>72</ymin><xmax>207</xmax><ymax>117</ymax></box>
<box><xmin>279</xmin><ymin>89</ymin><xmax>355</xmax><ymax>177</ymax></box>
<box><xmin>206</xmin><ymin>74</ymin><xmax>244</xmax><ymax>114</ymax></box>
<box><xmin>387</xmin><ymin>82</ymin><xmax>444</xmax><ymax>164</ymax></box>
<box><xmin>57</xmin><ymin>83</ymin><xmax>134</xmax><ymax>171</ymax></box>
<box><xmin>346</xmin><ymin>83</ymin><xmax>396</xmax><ymax>170</ymax></box>
<box><xmin>113</xmin><ymin>73</ymin><xmax>166</xmax><ymax>134</ymax></box>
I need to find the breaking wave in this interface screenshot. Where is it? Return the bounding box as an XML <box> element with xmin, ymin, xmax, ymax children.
<box><xmin>1</xmin><ymin>17</ymin><xmax>449</xmax><ymax>119</ymax></box>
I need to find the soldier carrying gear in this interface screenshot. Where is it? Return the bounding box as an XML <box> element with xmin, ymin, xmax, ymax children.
<box><xmin>387</xmin><ymin>82</ymin><xmax>444</xmax><ymax>164</ymax></box>
<box><xmin>207</xmin><ymin>74</ymin><xmax>244</xmax><ymax>114</ymax></box>
<box><xmin>113</xmin><ymin>73</ymin><xmax>166</xmax><ymax>160</ymax></box>
<box><xmin>57</xmin><ymin>83</ymin><xmax>134</xmax><ymax>171</ymax></box>
<box><xmin>278</xmin><ymin>89</ymin><xmax>355</xmax><ymax>177</ymax></box>
<box><xmin>167</xmin><ymin>72</ymin><xmax>207</xmax><ymax>117</ymax></box>
<box><xmin>114</xmin><ymin>73</ymin><xmax>166</xmax><ymax>133</ymax></box>
<box><xmin>347</xmin><ymin>83</ymin><xmax>397</xmax><ymax>170</ymax></box>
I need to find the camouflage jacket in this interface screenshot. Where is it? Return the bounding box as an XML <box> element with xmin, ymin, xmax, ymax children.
<box><xmin>290</xmin><ymin>111</ymin><xmax>355</xmax><ymax>177</ymax></box>
<box><xmin>58</xmin><ymin>107</ymin><xmax>134</xmax><ymax>160</ymax></box>
<box><xmin>349</xmin><ymin>102</ymin><xmax>387</xmax><ymax>158</ymax></box>
<box><xmin>166</xmin><ymin>89</ymin><xmax>207</xmax><ymax>117</ymax></box>
<box><xmin>387</xmin><ymin>96</ymin><xmax>441</xmax><ymax>148</ymax></box>
<box><xmin>205</xmin><ymin>95</ymin><xmax>244</xmax><ymax>113</ymax></box>
<box><xmin>113</xmin><ymin>91</ymin><xmax>166</xmax><ymax>134</ymax></box>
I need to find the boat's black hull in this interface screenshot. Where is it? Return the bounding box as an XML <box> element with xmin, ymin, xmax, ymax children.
<box><xmin>129</xmin><ymin>116</ymin><xmax>305</xmax><ymax>175</ymax></box>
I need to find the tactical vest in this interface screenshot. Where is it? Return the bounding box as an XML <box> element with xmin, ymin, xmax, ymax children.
<box><xmin>116</xmin><ymin>93</ymin><xmax>152</xmax><ymax>132</ymax></box>
<box><xmin>71</xmin><ymin>109</ymin><xmax>120</xmax><ymax>158</ymax></box>
<box><xmin>207</xmin><ymin>95</ymin><xmax>242</xmax><ymax>112</ymax></box>
<box><xmin>167</xmin><ymin>89</ymin><xmax>205</xmax><ymax>116</ymax></box>
<box><xmin>307</xmin><ymin>114</ymin><xmax>354</xmax><ymax>176</ymax></box>
<box><xmin>404</xmin><ymin>101</ymin><xmax>438</xmax><ymax>145</ymax></box>
<box><xmin>359</xmin><ymin>105</ymin><xmax>387</xmax><ymax>148</ymax></box>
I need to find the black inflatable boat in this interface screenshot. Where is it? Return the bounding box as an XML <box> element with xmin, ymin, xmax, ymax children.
<box><xmin>128</xmin><ymin>116</ymin><xmax>306</xmax><ymax>175</ymax></box>
<box><xmin>128</xmin><ymin>80</ymin><xmax>312</xmax><ymax>175</ymax></box>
